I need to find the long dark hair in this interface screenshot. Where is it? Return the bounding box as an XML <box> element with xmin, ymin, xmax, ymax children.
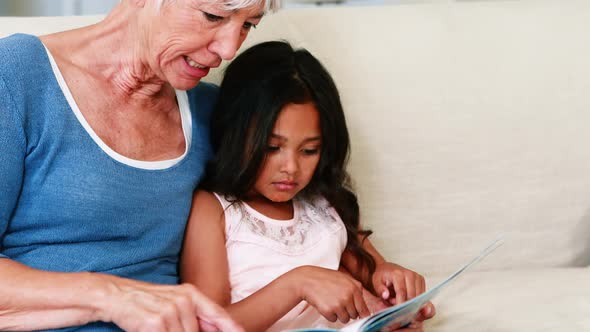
<box><xmin>201</xmin><ymin>41</ymin><xmax>376</xmax><ymax>282</ymax></box>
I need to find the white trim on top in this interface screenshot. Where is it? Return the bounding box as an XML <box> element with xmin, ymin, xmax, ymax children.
<box><xmin>44</xmin><ymin>45</ymin><xmax>193</xmax><ymax>170</ymax></box>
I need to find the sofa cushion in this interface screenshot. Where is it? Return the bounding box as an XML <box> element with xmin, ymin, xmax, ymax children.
<box><xmin>427</xmin><ymin>267</ymin><xmax>590</xmax><ymax>331</ymax></box>
<box><xmin>1</xmin><ymin>1</ymin><xmax>589</xmax><ymax>276</ymax></box>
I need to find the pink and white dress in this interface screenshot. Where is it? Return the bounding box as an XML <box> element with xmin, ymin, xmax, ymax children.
<box><xmin>213</xmin><ymin>193</ymin><xmax>348</xmax><ymax>332</ymax></box>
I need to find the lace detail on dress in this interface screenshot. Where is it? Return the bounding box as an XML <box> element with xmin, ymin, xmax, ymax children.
<box><xmin>226</xmin><ymin>196</ymin><xmax>345</xmax><ymax>256</ymax></box>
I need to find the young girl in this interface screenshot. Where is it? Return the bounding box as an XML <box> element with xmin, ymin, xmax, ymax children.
<box><xmin>180</xmin><ymin>41</ymin><xmax>435</xmax><ymax>332</ymax></box>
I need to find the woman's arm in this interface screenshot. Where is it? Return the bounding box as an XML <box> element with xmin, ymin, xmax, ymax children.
<box><xmin>2</xmin><ymin>77</ymin><xmax>98</xmax><ymax>331</ymax></box>
<box><xmin>0</xmin><ymin>80</ymin><xmax>240</xmax><ymax>332</ymax></box>
<box><xmin>0</xmin><ymin>259</ymin><xmax>241</xmax><ymax>332</ymax></box>
<box><xmin>0</xmin><ymin>261</ymin><xmax>102</xmax><ymax>330</ymax></box>
<box><xmin>180</xmin><ymin>191</ymin><xmax>370</xmax><ymax>332</ymax></box>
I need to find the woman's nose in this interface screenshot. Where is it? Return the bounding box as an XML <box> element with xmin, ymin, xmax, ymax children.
<box><xmin>209</xmin><ymin>24</ymin><xmax>243</xmax><ymax>60</ymax></box>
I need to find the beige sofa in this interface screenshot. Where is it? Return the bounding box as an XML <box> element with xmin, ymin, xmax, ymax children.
<box><xmin>1</xmin><ymin>0</ymin><xmax>589</xmax><ymax>331</ymax></box>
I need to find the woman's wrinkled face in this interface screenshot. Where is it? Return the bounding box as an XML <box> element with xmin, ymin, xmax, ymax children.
<box><xmin>252</xmin><ymin>102</ymin><xmax>323</xmax><ymax>203</ymax></box>
<box><xmin>142</xmin><ymin>0</ymin><xmax>265</xmax><ymax>90</ymax></box>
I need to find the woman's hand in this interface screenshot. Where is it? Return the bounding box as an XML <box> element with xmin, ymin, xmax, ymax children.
<box><xmin>95</xmin><ymin>274</ymin><xmax>244</xmax><ymax>332</ymax></box>
<box><xmin>292</xmin><ymin>266</ymin><xmax>371</xmax><ymax>324</ymax></box>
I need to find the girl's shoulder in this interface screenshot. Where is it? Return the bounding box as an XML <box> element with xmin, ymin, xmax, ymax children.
<box><xmin>296</xmin><ymin>194</ymin><xmax>343</xmax><ymax>226</ymax></box>
<box><xmin>224</xmin><ymin>194</ymin><xmax>346</xmax><ymax>255</ymax></box>
<box><xmin>209</xmin><ymin>191</ymin><xmax>235</xmax><ymax>208</ymax></box>
<box><xmin>207</xmin><ymin>192</ymin><xmax>245</xmax><ymax>238</ymax></box>
<box><xmin>299</xmin><ymin>194</ymin><xmax>330</xmax><ymax>207</ymax></box>
<box><xmin>297</xmin><ymin>194</ymin><xmax>334</xmax><ymax>213</ymax></box>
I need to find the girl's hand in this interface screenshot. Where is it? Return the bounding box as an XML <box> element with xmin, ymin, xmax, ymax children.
<box><xmin>362</xmin><ymin>279</ymin><xmax>435</xmax><ymax>331</ymax></box>
<box><xmin>371</xmin><ymin>262</ymin><xmax>436</xmax><ymax>329</ymax></box>
<box><xmin>371</xmin><ymin>262</ymin><xmax>426</xmax><ymax>305</ymax></box>
<box><xmin>95</xmin><ymin>274</ymin><xmax>244</xmax><ymax>332</ymax></box>
<box><xmin>362</xmin><ymin>303</ymin><xmax>435</xmax><ymax>332</ymax></box>
<box><xmin>292</xmin><ymin>266</ymin><xmax>371</xmax><ymax>324</ymax></box>
<box><xmin>361</xmin><ymin>287</ymin><xmax>389</xmax><ymax>314</ymax></box>
<box><xmin>381</xmin><ymin>320</ymin><xmax>425</xmax><ymax>332</ymax></box>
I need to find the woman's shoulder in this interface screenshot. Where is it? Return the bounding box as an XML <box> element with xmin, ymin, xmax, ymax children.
<box><xmin>0</xmin><ymin>34</ymin><xmax>46</xmax><ymax>75</ymax></box>
<box><xmin>189</xmin><ymin>81</ymin><xmax>219</xmax><ymax>95</ymax></box>
<box><xmin>186</xmin><ymin>82</ymin><xmax>219</xmax><ymax>107</ymax></box>
<box><xmin>0</xmin><ymin>33</ymin><xmax>56</xmax><ymax>121</ymax></box>
<box><xmin>184</xmin><ymin>82</ymin><xmax>219</xmax><ymax>126</ymax></box>
<box><xmin>0</xmin><ymin>33</ymin><xmax>41</xmax><ymax>50</ymax></box>
<box><xmin>0</xmin><ymin>34</ymin><xmax>55</xmax><ymax>101</ymax></box>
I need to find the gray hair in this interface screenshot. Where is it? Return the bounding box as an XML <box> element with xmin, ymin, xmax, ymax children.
<box><xmin>156</xmin><ymin>0</ymin><xmax>280</xmax><ymax>12</ymax></box>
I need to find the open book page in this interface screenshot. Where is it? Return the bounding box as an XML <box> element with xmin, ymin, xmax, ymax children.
<box><xmin>339</xmin><ymin>236</ymin><xmax>505</xmax><ymax>332</ymax></box>
<box><xmin>288</xmin><ymin>236</ymin><xmax>504</xmax><ymax>332</ymax></box>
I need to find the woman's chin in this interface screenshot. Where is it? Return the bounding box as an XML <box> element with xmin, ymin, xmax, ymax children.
<box><xmin>169</xmin><ymin>77</ymin><xmax>203</xmax><ymax>91</ymax></box>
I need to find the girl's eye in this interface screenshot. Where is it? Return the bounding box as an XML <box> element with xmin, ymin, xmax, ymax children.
<box><xmin>202</xmin><ymin>11</ymin><xmax>224</xmax><ymax>22</ymax></box>
<box><xmin>302</xmin><ymin>148</ymin><xmax>320</xmax><ymax>156</ymax></box>
<box><xmin>242</xmin><ymin>22</ymin><xmax>257</xmax><ymax>30</ymax></box>
<box><xmin>266</xmin><ymin>146</ymin><xmax>280</xmax><ymax>153</ymax></box>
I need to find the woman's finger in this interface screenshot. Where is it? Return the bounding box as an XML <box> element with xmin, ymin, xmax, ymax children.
<box><xmin>160</xmin><ymin>302</ymin><xmax>185</xmax><ymax>332</ymax></box>
<box><xmin>190</xmin><ymin>287</ymin><xmax>244</xmax><ymax>332</ymax></box>
<box><xmin>176</xmin><ymin>295</ymin><xmax>200</xmax><ymax>332</ymax></box>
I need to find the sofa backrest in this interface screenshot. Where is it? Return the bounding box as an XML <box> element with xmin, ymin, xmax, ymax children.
<box><xmin>2</xmin><ymin>0</ymin><xmax>589</xmax><ymax>275</ymax></box>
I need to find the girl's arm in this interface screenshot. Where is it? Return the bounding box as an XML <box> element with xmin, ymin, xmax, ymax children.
<box><xmin>341</xmin><ymin>236</ymin><xmax>436</xmax><ymax>325</ymax></box>
<box><xmin>340</xmin><ymin>236</ymin><xmax>385</xmax><ymax>290</ymax></box>
<box><xmin>180</xmin><ymin>190</ymin><xmax>301</xmax><ymax>331</ymax></box>
<box><xmin>342</xmin><ymin>235</ymin><xmax>425</xmax><ymax>302</ymax></box>
<box><xmin>180</xmin><ymin>191</ymin><xmax>370</xmax><ymax>332</ymax></box>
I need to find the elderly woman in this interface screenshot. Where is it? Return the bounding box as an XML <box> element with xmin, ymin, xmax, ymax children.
<box><xmin>0</xmin><ymin>0</ymin><xmax>276</xmax><ymax>331</ymax></box>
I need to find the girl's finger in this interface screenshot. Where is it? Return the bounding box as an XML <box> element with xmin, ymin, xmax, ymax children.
<box><xmin>392</xmin><ymin>273</ymin><xmax>407</xmax><ymax>304</ymax></box>
<box><xmin>334</xmin><ymin>306</ymin><xmax>351</xmax><ymax>324</ymax></box>
<box><xmin>414</xmin><ymin>302</ymin><xmax>436</xmax><ymax>322</ymax></box>
<box><xmin>419</xmin><ymin>275</ymin><xmax>426</xmax><ymax>295</ymax></box>
<box><xmin>405</xmin><ymin>274</ymin><xmax>417</xmax><ymax>299</ymax></box>
<box><xmin>353</xmin><ymin>288</ymin><xmax>371</xmax><ymax>318</ymax></box>
<box><xmin>414</xmin><ymin>277</ymin><xmax>422</xmax><ymax>298</ymax></box>
<box><xmin>345</xmin><ymin>300</ymin><xmax>359</xmax><ymax>320</ymax></box>
<box><xmin>376</xmin><ymin>280</ymin><xmax>390</xmax><ymax>300</ymax></box>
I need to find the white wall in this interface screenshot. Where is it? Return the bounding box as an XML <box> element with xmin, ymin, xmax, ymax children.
<box><xmin>0</xmin><ymin>0</ymin><xmax>118</xmax><ymax>16</ymax></box>
<box><xmin>0</xmin><ymin>0</ymin><xmax>427</xmax><ymax>15</ymax></box>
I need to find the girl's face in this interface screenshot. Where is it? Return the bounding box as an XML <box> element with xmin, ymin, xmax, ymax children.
<box><xmin>142</xmin><ymin>0</ymin><xmax>265</xmax><ymax>90</ymax></box>
<box><xmin>252</xmin><ymin>102</ymin><xmax>322</xmax><ymax>203</ymax></box>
